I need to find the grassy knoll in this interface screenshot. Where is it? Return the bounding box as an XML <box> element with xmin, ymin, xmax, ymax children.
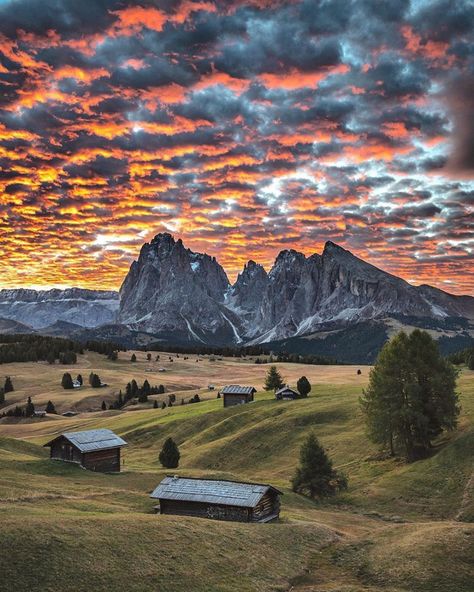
<box><xmin>0</xmin><ymin>357</ymin><xmax>473</xmax><ymax>591</ymax></box>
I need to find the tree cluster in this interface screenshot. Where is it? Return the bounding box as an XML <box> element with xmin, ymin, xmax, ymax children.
<box><xmin>448</xmin><ymin>346</ymin><xmax>474</xmax><ymax>370</ymax></box>
<box><xmin>89</xmin><ymin>373</ymin><xmax>103</xmax><ymax>388</ymax></box>
<box><xmin>360</xmin><ymin>330</ymin><xmax>459</xmax><ymax>462</ymax></box>
<box><xmin>0</xmin><ymin>334</ymin><xmax>83</xmax><ymax>365</ymax></box>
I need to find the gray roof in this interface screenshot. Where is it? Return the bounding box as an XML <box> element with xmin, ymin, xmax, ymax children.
<box><xmin>150</xmin><ymin>476</ymin><xmax>281</xmax><ymax>508</ymax></box>
<box><xmin>275</xmin><ymin>385</ymin><xmax>299</xmax><ymax>396</ymax></box>
<box><xmin>221</xmin><ymin>385</ymin><xmax>256</xmax><ymax>395</ymax></box>
<box><xmin>44</xmin><ymin>429</ymin><xmax>127</xmax><ymax>453</ymax></box>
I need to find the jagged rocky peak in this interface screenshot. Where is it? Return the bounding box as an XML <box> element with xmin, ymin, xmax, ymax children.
<box><xmin>118</xmin><ymin>233</ymin><xmax>239</xmax><ymax>343</ymax></box>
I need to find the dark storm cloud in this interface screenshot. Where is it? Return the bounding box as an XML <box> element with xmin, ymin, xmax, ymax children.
<box><xmin>446</xmin><ymin>76</ymin><xmax>474</xmax><ymax>175</ymax></box>
<box><xmin>0</xmin><ymin>0</ymin><xmax>124</xmax><ymax>38</ymax></box>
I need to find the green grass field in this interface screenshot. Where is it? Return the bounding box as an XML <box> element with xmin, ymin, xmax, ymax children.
<box><xmin>0</xmin><ymin>353</ymin><xmax>473</xmax><ymax>591</ymax></box>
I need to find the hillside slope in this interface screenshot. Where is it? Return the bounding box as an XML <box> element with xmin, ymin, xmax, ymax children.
<box><xmin>0</xmin><ymin>369</ymin><xmax>473</xmax><ymax>592</ymax></box>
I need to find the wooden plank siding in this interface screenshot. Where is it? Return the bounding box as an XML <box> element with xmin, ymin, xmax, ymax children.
<box><xmin>223</xmin><ymin>392</ymin><xmax>254</xmax><ymax>407</ymax></box>
<box><xmin>82</xmin><ymin>448</ymin><xmax>121</xmax><ymax>472</ymax></box>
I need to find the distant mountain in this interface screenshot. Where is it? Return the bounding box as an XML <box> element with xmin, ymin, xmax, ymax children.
<box><xmin>0</xmin><ymin>317</ymin><xmax>34</xmax><ymax>334</ymax></box>
<box><xmin>1</xmin><ymin>233</ymin><xmax>473</xmax><ymax>362</ymax></box>
<box><xmin>0</xmin><ymin>288</ymin><xmax>119</xmax><ymax>330</ymax></box>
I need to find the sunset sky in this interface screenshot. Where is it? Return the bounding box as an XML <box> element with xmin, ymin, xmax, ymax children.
<box><xmin>0</xmin><ymin>0</ymin><xmax>473</xmax><ymax>293</ymax></box>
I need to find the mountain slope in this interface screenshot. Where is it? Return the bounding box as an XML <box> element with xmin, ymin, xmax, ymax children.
<box><xmin>0</xmin><ymin>288</ymin><xmax>119</xmax><ymax>329</ymax></box>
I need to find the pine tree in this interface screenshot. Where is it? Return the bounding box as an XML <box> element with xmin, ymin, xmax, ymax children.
<box><xmin>90</xmin><ymin>373</ymin><xmax>102</xmax><ymax>388</ymax></box>
<box><xmin>45</xmin><ymin>400</ymin><xmax>56</xmax><ymax>414</ymax></box>
<box><xmin>153</xmin><ymin>400</ymin><xmax>158</xmax><ymax>409</ymax></box>
<box><xmin>161</xmin><ymin>401</ymin><xmax>166</xmax><ymax>410</ymax></box>
<box><xmin>0</xmin><ymin>388</ymin><xmax>5</xmax><ymax>405</ymax></box>
<box><xmin>130</xmin><ymin>379</ymin><xmax>138</xmax><ymax>398</ymax></box>
<box><xmin>4</xmin><ymin>376</ymin><xmax>14</xmax><ymax>393</ymax></box>
<box><xmin>25</xmin><ymin>396</ymin><xmax>35</xmax><ymax>418</ymax></box>
<box><xmin>264</xmin><ymin>366</ymin><xmax>284</xmax><ymax>391</ymax></box>
<box><xmin>360</xmin><ymin>330</ymin><xmax>459</xmax><ymax>461</ymax></box>
<box><xmin>76</xmin><ymin>374</ymin><xmax>83</xmax><ymax>386</ymax></box>
<box><xmin>159</xmin><ymin>437</ymin><xmax>180</xmax><ymax>468</ymax></box>
<box><xmin>61</xmin><ymin>373</ymin><xmax>74</xmax><ymax>390</ymax></box>
<box><xmin>297</xmin><ymin>376</ymin><xmax>311</xmax><ymax>398</ymax></box>
<box><xmin>46</xmin><ymin>351</ymin><xmax>56</xmax><ymax>365</ymax></box>
<box><xmin>291</xmin><ymin>433</ymin><xmax>347</xmax><ymax>498</ymax></box>
<box><xmin>147</xmin><ymin>353</ymin><xmax>152</xmax><ymax>361</ymax></box>
<box><xmin>101</xmin><ymin>401</ymin><xmax>107</xmax><ymax>411</ymax></box>
<box><xmin>131</xmin><ymin>353</ymin><xmax>137</xmax><ymax>362</ymax></box>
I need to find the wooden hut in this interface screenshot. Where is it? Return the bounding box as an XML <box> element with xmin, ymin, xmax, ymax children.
<box><xmin>220</xmin><ymin>385</ymin><xmax>256</xmax><ymax>407</ymax></box>
<box><xmin>150</xmin><ymin>476</ymin><xmax>282</xmax><ymax>522</ymax></box>
<box><xmin>44</xmin><ymin>428</ymin><xmax>127</xmax><ymax>472</ymax></box>
<box><xmin>275</xmin><ymin>385</ymin><xmax>300</xmax><ymax>400</ymax></box>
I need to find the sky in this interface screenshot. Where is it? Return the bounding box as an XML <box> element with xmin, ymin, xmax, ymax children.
<box><xmin>0</xmin><ymin>0</ymin><xmax>473</xmax><ymax>293</ymax></box>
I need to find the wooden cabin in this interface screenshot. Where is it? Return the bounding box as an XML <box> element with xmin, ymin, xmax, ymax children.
<box><xmin>220</xmin><ymin>385</ymin><xmax>256</xmax><ymax>407</ymax></box>
<box><xmin>275</xmin><ymin>385</ymin><xmax>300</xmax><ymax>400</ymax></box>
<box><xmin>150</xmin><ymin>476</ymin><xmax>282</xmax><ymax>523</ymax></box>
<box><xmin>44</xmin><ymin>428</ymin><xmax>127</xmax><ymax>472</ymax></box>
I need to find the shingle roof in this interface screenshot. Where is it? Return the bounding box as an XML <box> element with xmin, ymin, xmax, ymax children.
<box><xmin>44</xmin><ymin>429</ymin><xmax>127</xmax><ymax>453</ymax></box>
<box><xmin>221</xmin><ymin>385</ymin><xmax>256</xmax><ymax>395</ymax></box>
<box><xmin>150</xmin><ymin>476</ymin><xmax>281</xmax><ymax>508</ymax></box>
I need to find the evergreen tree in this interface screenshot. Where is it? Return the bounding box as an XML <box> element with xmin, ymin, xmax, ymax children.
<box><xmin>4</xmin><ymin>376</ymin><xmax>14</xmax><ymax>393</ymax></box>
<box><xmin>159</xmin><ymin>437</ymin><xmax>180</xmax><ymax>468</ymax></box>
<box><xmin>46</xmin><ymin>351</ymin><xmax>56</xmax><ymax>365</ymax></box>
<box><xmin>130</xmin><ymin>379</ymin><xmax>138</xmax><ymax>398</ymax></box>
<box><xmin>101</xmin><ymin>401</ymin><xmax>107</xmax><ymax>411</ymax></box>
<box><xmin>0</xmin><ymin>388</ymin><xmax>5</xmax><ymax>405</ymax></box>
<box><xmin>161</xmin><ymin>401</ymin><xmax>166</xmax><ymax>410</ymax></box>
<box><xmin>61</xmin><ymin>372</ymin><xmax>74</xmax><ymax>389</ymax></box>
<box><xmin>45</xmin><ymin>400</ymin><xmax>56</xmax><ymax>414</ymax></box>
<box><xmin>131</xmin><ymin>353</ymin><xmax>137</xmax><ymax>362</ymax></box>
<box><xmin>89</xmin><ymin>372</ymin><xmax>95</xmax><ymax>386</ymax></box>
<box><xmin>158</xmin><ymin>384</ymin><xmax>165</xmax><ymax>394</ymax></box>
<box><xmin>25</xmin><ymin>396</ymin><xmax>35</xmax><ymax>418</ymax></box>
<box><xmin>76</xmin><ymin>374</ymin><xmax>83</xmax><ymax>386</ymax></box>
<box><xmin>297</xmin><ymin>376</ymin><xmax>311</xmax><ymax>398</ymax></box>
<box><xmin>360</xmin><ymin>330</ymin><xmax>459</xmax><ymax>461</ymax></box>
<box><xmin>90</xmin><ymin>373</ymin><xmax>102</xmax><ymax>388</ymax></box>
<box><xmin>147</xmin><ymin>353</ymin><xmax>152</xmax><ymax>361</ymax></box>
<box><xmin>142</xmin><ymin>379</ymin><xmax>151</xmax><ymax>396</ymax></box>
<box><xmin>264</xmin><ymin>366</ymin><xmax>284</xmax><ymax>391</ymax></box>
<box><xmin>153</xmin><ymin>400</ymin><xmax>158</xmax><ymax>409</ymax></box>
<box><xmin>291</xmin><ymin>433</ymin><xmax>347</xmax><ymax>498</ymax></box>
<box><xmin>108</xmin><ymin>351</ymin><xmax>118</xmax><ymax>361</ymax></box>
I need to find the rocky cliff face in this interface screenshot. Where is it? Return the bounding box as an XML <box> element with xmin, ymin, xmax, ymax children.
<box><xmin>0</xmin><ymin>288</ymin><xmax>119</xmax><ymax>329</ymax></box>
<box><xmin>118</xmin><ymin>233</ymin><xmax>241</xmax><ymax>343</ymax></box>
<box><xmin>117</xmin><ymin>233</ymin><xmax>474</xmax><ymax>345</ymax></box>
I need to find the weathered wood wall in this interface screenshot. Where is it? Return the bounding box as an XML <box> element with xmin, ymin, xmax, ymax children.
<box><xmin>82</xmin><ymin>448</ymin><xmax>121</xmax><ymax>472</ymax></box>
<box><xmin>50</xmin><ymin>439</ymin><xmax>82</xmax><ymax>463</ymax></box>
<box><xmin>159</xmin><ymin>499</ymin><xmax>251</xmax><ymax>522</ymax></box>
<box><xmin>223</xmin><ymin>393</ymin><xmax>253</xmax><ymax>407</ymax></box>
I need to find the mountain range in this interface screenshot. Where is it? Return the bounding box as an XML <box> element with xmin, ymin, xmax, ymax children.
<box><xmin>1</xmin><ymin>233</ymin><xmax>473</xmax><ymax>362</ymax></box>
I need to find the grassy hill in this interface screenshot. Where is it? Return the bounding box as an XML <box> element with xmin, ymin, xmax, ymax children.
<box><xmin>0</xmin><ymin>355</ymin><xmax>473</xmax><ymax>591</ymax></box>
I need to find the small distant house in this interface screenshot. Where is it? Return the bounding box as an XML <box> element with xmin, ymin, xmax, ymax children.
<box><xmin>275</xmin><ymin>385</ymin><xmax>300</xmax><ymax>400</ymax></box>
<box><xmin>208</xmin><ymin>384</ymin><xmax>215</xmax><ymax>390</ymax></box>
<box><xmin>220</xmin><ymin>385</ymin><xmax>256</xmax><ymax>407</ymax></box>
<box><xmin>33</xmin><ymin>410</ymin><xmax>47</xmax><ymax>418</ymax></box>
<box><xmin>72</xmin><ymin>379</ymin><xmax>82</xmax><ymax>389</ymax></box>
<box><xmin>44</xmin><ymin>428</ymin><xmax>127</xmax><ymax>472</ymax></box>
<box><xmin>150</xmin><ymin>476</ymin><xmax>282</xmax><ymax>523</ymax></box>
<box><xmin>61</xmin><ymin>410</ymin><xmax>78</xmax><ymax>417</ymax></box>
<box><xmin>158</xmin><ymin>368</ymin><xmax>166</xmax><ymax>372</ymax></box>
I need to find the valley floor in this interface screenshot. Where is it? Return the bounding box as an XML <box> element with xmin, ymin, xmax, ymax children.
<box><xmin>0</xmin><ymin>353</ymin><xmax>473</xmax><ymax>591</ymax></box>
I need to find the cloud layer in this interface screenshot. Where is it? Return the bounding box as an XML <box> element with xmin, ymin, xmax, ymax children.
<box><xmin>0</xmin><ymin>0</ymin><xmax>473</xmax><ymax>293</ymax></box>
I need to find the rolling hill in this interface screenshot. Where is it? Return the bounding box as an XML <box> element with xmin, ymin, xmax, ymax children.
<box><xmin>0</xmin><ymin>353</ymin><xmax>472</xmax><ymax>592</ymax></box>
